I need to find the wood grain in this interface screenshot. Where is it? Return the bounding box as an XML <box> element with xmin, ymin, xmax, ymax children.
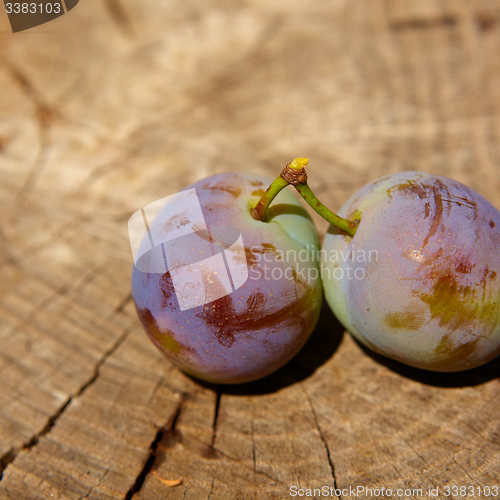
<box><xmin>1</xmin><ymin>0</ymin><xmax>500</xmax><ymax>498</ymax></box>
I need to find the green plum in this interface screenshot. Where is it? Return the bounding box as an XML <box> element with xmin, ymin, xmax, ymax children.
<box><xmin>321</xmin><ymin>171</ymin><xmax>500</xmax><ymax>371</ymax></box>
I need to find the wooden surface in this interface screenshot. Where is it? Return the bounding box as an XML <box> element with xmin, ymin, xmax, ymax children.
<box><xmin>1</xmin><ymin>0</ymin><xmax>500</xmax><ymax>498</ymax></box>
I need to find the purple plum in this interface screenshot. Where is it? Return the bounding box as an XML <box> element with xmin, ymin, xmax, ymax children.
<box><xmin>321</xmin><ymin>171</ymin><xmax>500</xmax><ymax>371</ymax></box>
<box><xmin>131</xmin><ymin>173</ymin><xmax>323</xmax><ymax>384</ymax></box>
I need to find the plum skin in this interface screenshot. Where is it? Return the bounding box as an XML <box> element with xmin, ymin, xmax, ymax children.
<box><xmin>321</xmin><ymin>171</ymin><xmax>500</xmax><ymax>372</ymax></box>
<box><xmin>131</xmin><ymin>172</ymin><xmax>323</xmax><ymax>384</ymax></box>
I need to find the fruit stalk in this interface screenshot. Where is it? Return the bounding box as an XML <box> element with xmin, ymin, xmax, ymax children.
<box><xmin>252</xmin><ymin>157</ymin><xmax>359</xmax><ymax>237</ymax></box>
<box><xmin>250</xmin><ymin>175</ymin><xmax>289</xmax><ymax>222</ymax></box>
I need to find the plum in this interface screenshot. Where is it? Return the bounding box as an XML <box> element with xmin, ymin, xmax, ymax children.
<box><xmin>130</xmin><ymin>172</ymin><xmax>322</xmax><ymax>384</ymax></box>
<box><xmin>321</xmin><ymin>171</ymin><xmax>500</xmax><ymax>371</ymax></box>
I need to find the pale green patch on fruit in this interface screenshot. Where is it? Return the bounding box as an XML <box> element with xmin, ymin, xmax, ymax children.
<box><xmin>384</xmin><ymin>308</ymin><xmax>426</xmax><ymax>331</ymax></box>
<box><xmin>419</xmin><ymin>272</ymin><xmax>500</xmax><ymax>336</ymax></box>
<box><xmin>158</xmin><ymin>333</ymin><xmax>183</xmax><ymax>354</ymax></box>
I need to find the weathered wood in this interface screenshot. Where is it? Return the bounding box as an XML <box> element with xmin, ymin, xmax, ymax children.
<box><xmin>1</xmin><ymin>0</ymin><xmax>500</xmax><ymax>498</ymax></box>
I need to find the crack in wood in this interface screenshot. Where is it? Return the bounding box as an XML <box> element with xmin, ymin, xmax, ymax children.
<box><xmin>207</xmin><ymin>477</ymin><xmax>215</xmax><ymax>500</ymax></box>
<box><xmin>211</xmin><ymin>386</ymin><xmax>223</xmax><ymax>447</ymax></box>
<box><xmin>4</xmin><ymin>61</ymin><xmax>62</xmax><ymax>197</ymax></box>
<box><xmin>1</xmin><ymin>259</ymin><xmax>108</xmax><ymax>344</ymax></box>
<box><xmin>116</xmin><ymin>292</ymin><xmax>133</xmax><ymax>313</ymax></box>
<box><xmin>5</xmin><ymin>62</ymin><xmax>57</xmax><ymax>126</ymax></box>
<box><xmin>0</xmin><ymin>397</ymin><xmax>71</xmax><ymax>482</ymax></box>
<box><xmin>19</xmin><ymin>127</ymin><xmax>53</xmax><ymax>197</ymax></box>
<box><xmin>0</xmin><ymin>449</ymin><xmax>17</xmax><ymax>481</ymax></box>
<box><xmin>75</xmin><ymin>328</ymin><xmax>130</xmax><ymax>396</ymax></box>
<box><xmin>124</xmin><ymin>400</ymin><xmax>184</xmax><ymax>500</ymax></box>
<box><xmin>103</xmin><ymin>0</ymin><xmax>135</xmax><ymax>37</ymax></box>
<box><xmin>72</xmin><ymin>263</ymin><xmax>109</xmax><ymax>295</ymax></box>
<box><xmin>0</xmin><ymin>328</ymin><xmax>129</xmax><ymax>482</ymax></box>
<box><xmin>391</xmin><ymin>15</ymin><xmax>458</xmax><ymax>31</ymax></box>
<box><xmin>122</xmin><ymin>385</ymin><xmax>280</xmax><ymax>498</ymax></box>
<box><xmin>186</xmin><ymin>433</ymin><xmax>282</xmax><ymax>485</ymax></box>
<box><xmin>24</xmin><ymin>283</ymin><xmax>69</xmax><ymax>325</ymax></box>
<box><xmin>303</xmin><ymin>389</ymin><xmax>342</xmax><ymax>500</ymax></box>
<box><xmin>0</xmin><ymin>224</ymin><xmax>15</xmax><ymax>265</ymax></box>
<box><xmin>77</xmin><ymin>467</ymin><xmax>110</xmax><ymax>500</ymax></box>
<box><xmin>250</xmin><ymin>419</ymin><xmax>256</xmax><ymax>473</ymax></box>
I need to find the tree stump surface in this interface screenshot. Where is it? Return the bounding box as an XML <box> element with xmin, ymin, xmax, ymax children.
<box><xmin>1</xmin><ymin>0</ymin><xmax>500</xmax><ymax>498</ymax></box>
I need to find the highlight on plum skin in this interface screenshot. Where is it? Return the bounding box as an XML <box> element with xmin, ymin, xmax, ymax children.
<box><xmin>131</xmin><ymin>172</ymin><xmax>323</xmax><ymax>384</ymax></box>
<box><xmin>321</xmin><ymin>171</ymin><xmax>500</xmax><ymax>372</ymax></box>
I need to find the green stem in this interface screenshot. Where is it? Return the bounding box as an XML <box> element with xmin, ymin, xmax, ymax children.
<box><xmin>295</xmin><ymin>183</ymin><xmax>358</xmax><ymax>237</ymax></box>
<box><xmin>250</xmin><ymin>175</ymin><xmax>289</xmax><ymax>222</ymax></box>
<box><xmin>251</xmin><ymin>157</ymin><xmax>359</xmax><ymax>237</ymax></box>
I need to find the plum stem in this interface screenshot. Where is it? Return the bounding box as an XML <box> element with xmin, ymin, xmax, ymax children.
<box><xmin>294</xmin><ymin>183</ymin><xmax>359</xmax><ymax>237</ymax></box>
<box><xmin>251</xmin><ymin>157</ymin><xmax>359</xmax><ymax>237</ymax></box>
<box><xmin>250</xmin><ymin>175</ymin><xmax>289</xmax><ymax>222</ymax></box>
